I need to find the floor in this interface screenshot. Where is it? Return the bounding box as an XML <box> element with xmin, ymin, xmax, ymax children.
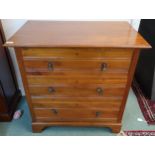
<box><xmin>0</xmin><ymin>89</ymin><xmax>155</xmax><ymax>136</ymax></box>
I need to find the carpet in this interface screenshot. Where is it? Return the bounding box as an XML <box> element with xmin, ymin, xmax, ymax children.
<box><xmin>123</xmin><ymin>131</ymin><xmax>155</xmax><ymax>136</ymax></box>
<box><xmin>132</xmin><ymin>79</ymin><xmax>155</xmax><ymax>124</ymax></box>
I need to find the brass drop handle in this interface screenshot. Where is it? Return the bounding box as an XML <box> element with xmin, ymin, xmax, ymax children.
<box><xmin>48</xmin><ymin>62</ymin><xmax>53</xmax><ymax>71</ymax></box>
<box><xmin>96</xmin><ymin>111</ymin><xmax>102</xmax><ymax>117</ymax></box>
<box><xmin>101</xmin><ymin>63</ymin><xmax>108</xmax><ymax>71</ymax></box>
<box><xmin>51</xmin><ymin>109</ymin><xmax>58</xmax><ymax>115</ymax></box>
<box><xmin>48</xmin><ymin>87</ymin><xmax>55</xmax><ymax>93</ymax></box>
<box><xmin>96</xmin><ymin>87</ymin><xmax>103</xmax><ymax>95</ymax></box>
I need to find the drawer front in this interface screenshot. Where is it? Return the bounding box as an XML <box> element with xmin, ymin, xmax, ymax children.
<box><xmin>28</xmin><ymin>84</ymin><xmax>125</xmax><ymax>98</ymax></box>
<box><xmin>22</xmin><ymin>48</ymin><xmax>133</xmax><ymax>59</ymax></box>
<box><xmin>27</xmin><ymin>76</ymin><xmax>128</xmax><ymax>85</ymax></box>
<box><xmin>32</xmin><ymin>97</ymin><xmax>122</xmax><ymax>109</ymax></box>
<box><xmin>26</xmin><ymin>71</ymin><xmax>128</xmax><ymax>78</ymax></box>
<box><xmin>24</xmin><ymin>59</ymin><xmax>131</xmax><ymax>74</ymax></box>
<box><xmin>34</xmin><ymin>108</ymin><xmax>119</xmax><ymax>122</ymax></box>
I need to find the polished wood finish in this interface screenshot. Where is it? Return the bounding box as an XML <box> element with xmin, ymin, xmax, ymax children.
<box><xmin>32</xmin><ymin>97</ymin><xmax>122</xmax><ymax>109</ymax></box>
<box><xmin>5</xmin><ymin>21</ymin><xmax>150</xmax><ymax>133</ymax></box>
<box><xmin>22</xmin><ymin>48</ymin><xmax>133</xmax><ymax>58</ymax></box>
<box><xmin>118</xmin><ymin>49</ymin><xmax>140</xmax><ymax>122</ymax></box>
<box><xmin>5</xmin><ymin>21</ymin><xmax>150</xmax><ymax>48</ymax></box>
<box><xmin>27</xmin><ymin>76</ymin><xmax>128</xmax><ymax>85</ymax></box>
<box><xmin>24</xmin><ymin>59</ymin><xmax>131</xmax><ymax>73</ymax></box>
<box><xmin>34</xmin><ymin>107</ymin><xmax>119</xmax><ymax>121</ymax></box>
<box><xmin>28</xmin><ymin>84</ymin><xmax>125</xmax><ymax>97</ymax></box>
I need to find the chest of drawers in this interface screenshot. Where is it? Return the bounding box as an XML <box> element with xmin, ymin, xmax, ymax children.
<box><xmin>5</xmin><ymin>21</ymin><xmax>150</xmax><ymax>133</ymax></box>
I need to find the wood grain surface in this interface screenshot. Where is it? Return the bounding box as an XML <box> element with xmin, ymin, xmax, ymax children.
<box><xmin>5</xmin><ymin>21</ymin><xmax>150</xmax><ymax>48</ymax></box>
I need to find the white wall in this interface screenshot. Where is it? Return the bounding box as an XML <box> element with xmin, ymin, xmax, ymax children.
<box><xmin>130</xmin><ymin>19</ymin><xmax>141</xmax><ymax>31</ymax></box>
<box><xmin>1</xmin><ymin>19</ymin><xmax>140</xmax><ymax>95</ymax></box>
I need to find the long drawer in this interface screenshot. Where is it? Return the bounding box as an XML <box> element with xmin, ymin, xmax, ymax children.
<box><xmin>28</xmin><ymin>84</ymin><xmax>125</xmax><ymax>97</ymax></box>
<box><xmin>34</xmin><ymin>108</ymin><xmax>119</xmax><ymax>122</ymax></box>
<box><xmin>27</xmin><ymin>76</ymin><xmax>128</xmax><ymax>85</ymax></box>
<box><xmin>23</xmin><ymin>59</ymin><xmax>131</xmax><ymax>74</ymax></box>
<box><xmin>22</xmin><ymin>48</ymin><xmax>133</xmax><ymax>59</ymax></box>
<box><xmin>26</xmin><ymin>71</ymin><xmax>128</xmax><ymax>78</ymax></box>
<box><xmin>31</xmin><ymin>96</ymin><xmax>122</xmax><ymax>109</ymax></box>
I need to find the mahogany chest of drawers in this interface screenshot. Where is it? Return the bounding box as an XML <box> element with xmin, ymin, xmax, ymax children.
<box><xmin>5</xmin><ymin>21</ymin><xmax>150</xmax><ymax>133</ymax></box>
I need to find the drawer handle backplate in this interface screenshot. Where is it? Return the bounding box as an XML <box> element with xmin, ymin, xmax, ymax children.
<box><xmin>96</xmin><ymin>111</ymin><xmax>102</xmax><ymax>117</ymax></box>
<box><xmin>101</xmin><ymin>63</ymin><xmax>108</xmax><ymax>71</ymax></box>
<box><xmin>96</xmin><ymin>87</ymin><xmax>104</xmax><ymax>95</ymax></box>
<box><xmin>48</xmin><ymin>62</ymin><xmax>53</xmax><ymax>71</ymax></box>
<box><xmin>51</xmin><ymin>109</ymin><xmax>58</xmax><ymax>115</ymax></box>
<box><xmin>48</xmin><ymin>87</ymin><xmax>55</xmax><ymax>93</ymax></box>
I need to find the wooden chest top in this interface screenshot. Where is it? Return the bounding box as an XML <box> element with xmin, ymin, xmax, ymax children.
<box><xmin>5</xmin><ymin>21</ymin><xmax>150</xmax><ymax>48</ymax></box>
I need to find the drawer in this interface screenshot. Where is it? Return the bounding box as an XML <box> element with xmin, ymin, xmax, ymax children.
<box><xmin>22</xmin><ymin>48</ymin><xmax>133</xmax><ymax>60</ymax></box>
<box><xmin>26</xmin><ymin>71</ymin><xmax>128</xmax><ymax>78</ymax></box>
<box><xmin>32</xmin><ymin>96</ymin><xmax>122</xmax><ymax>109</ymax></box>
<box><xmin>29</xmin><ymin>84</ymin><xmax>125</xmax><ymax>98</ymax></box>
<box><xmin>27</xmin><ymin>76</ymin><xmax>128</xmax><ymax>85</ymax></box>
<box><xmin>34</xmin><ymin>108</ymin><xmax>119</xmax><ymax>122</ymax></box>
<box><xmin>23</xmin><ymin>59</ymin><xmax>131</xmax><ymax>74</ymax></box>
